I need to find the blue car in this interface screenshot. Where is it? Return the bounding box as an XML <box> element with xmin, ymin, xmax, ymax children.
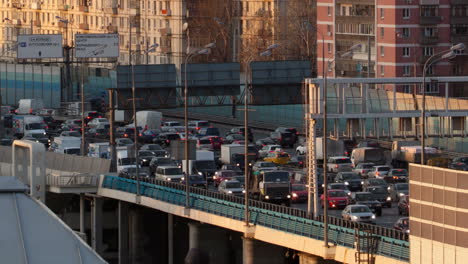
<box><xmin>182</xmin><ymin>175</ymin><xmax>207</xmax><ymax>189</ymax></box>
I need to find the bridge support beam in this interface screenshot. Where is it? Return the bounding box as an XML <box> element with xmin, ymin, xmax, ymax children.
<box><xmin>297</xmin><ymin>252</ymin><xmax>324</xmax><ymax>264</ymax></box>
<box><xmin>91</xmin><ymin>196</ymin><xmax>103</xmax><ymax>255</ymax></box>
<box><xmin>168</xmin><ymin>214</ymin><xmax>173</xmax><ymax>264</ymax></box>
<box><xmin>243</xmin><ymin>236</ymin><xmax>254</xmax><ymax>264</ymax></box>
<box><xmin>118</xmin><ymin>201</ymin><xmax>129</xmax><ymax>264</ymax></box>
<box><xmin>187</xmin><ymin>222</ymin><xmax>230</xmax><ymax>264</ymax></box>
<box><xmin>79</xmin><ymin>194</ymin><xmax>85</xmax><ymax>234</ymax></box>
<box><xmin>242</xmin><ymin>236</ymin><xmax>287</xmax><ymax>264</ymax></box>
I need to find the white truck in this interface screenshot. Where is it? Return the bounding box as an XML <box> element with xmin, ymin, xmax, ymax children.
<box><xmin>12</xmin><ymin>115</ymin><xmax>45</xmax><ymax>138</ymax></box>
<box><xmin>296</xmin><ymin>137</ymin><xmax>345</xmax><ymax>160</ymax></box>
<box><xmin>136</xmin><ymin>111</ymin><xmax>162</xmax><ymax>130</ymax></box>
<box><xmin>51</xmin><ymin>136</ymin><xmax>81</xmax><ymax>155</ymax></box>
<box><xmin>391</xmin><ymin>140</ymin><xmax>438</xmax><ymax>167</ymax></box>
<box><xmin>117</xmin><ymin>147</ymin><xmax>137</xmax><ymax>173</ymax></box>
<box><xmin>17</xmin><ymin>99</ymin><xmax>44</xmax><ymax>115</ymax></box>
<box><xmin>221</xmin><ymin>144</ymin><xmax>245</xmax><ymax>165</ymax></box>
<box><xmin>88</xmin><ymin>142</ymin><xmax>110</xmax><ymax>159</ymax></box>
<box><xmin>182</xmin><ymin>150</ymin><xmax>217</xmax><ymax>181</ymax></box>
<box><xmin>115</xmin><ymin>110</ymin><xmax>130</xmax><ymax>125</ymax></box>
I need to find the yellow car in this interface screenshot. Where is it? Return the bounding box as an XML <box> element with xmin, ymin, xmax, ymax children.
<box><xmin>264</xmin><ymin>151</ymin><xmax>291</xmax><ymax>165</ymax></box>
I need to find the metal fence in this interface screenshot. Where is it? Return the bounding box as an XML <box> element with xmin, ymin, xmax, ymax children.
<box><xmin>102</xmin><ymin>175</ymin><xmax>410</xmax><ymax>262</ymax></box>
<box><xmin>47</xmin><ymin>174</ymin><xmax>99</xmax><ymax>187</ymax></box>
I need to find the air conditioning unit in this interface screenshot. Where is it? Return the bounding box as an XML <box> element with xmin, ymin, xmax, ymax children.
<box><xmin>161</xmin><ymin>9</ymin><xmax>171</xmax><ymax>16</ymax></box>
<box><xmin>341</xmin><ymin>70</ymin><xmax>345</xmax><ymax>75</ymax></box>
<box><xmin>327</xmin><ymin>32</ymin><xmax>332</xmax><ymax>36</ymax></box>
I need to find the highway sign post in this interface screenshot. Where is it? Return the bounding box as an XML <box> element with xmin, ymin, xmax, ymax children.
<box><xmin>75</xmin><ymin>34</ymin><xmax>119</xmax><ymax>58</ymax></box>
<box><xmin>17</xmin><ymin>34</ymin><xmax>63</xmax><ymax>59</ymax></box>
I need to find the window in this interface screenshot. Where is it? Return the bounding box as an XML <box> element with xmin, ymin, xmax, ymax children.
<box><xmin>328</xmin><ymin>7</ymin><xmax>331</xmax><ymax>16</ymax></box>
<box><xmin>403</xmin><ymin>85</ymin><xmax>412</xmax><ymax>94</ymax></box>
<box><xmin>422</xmin><ymin>82</ymin><xmax>438</xmax><ymax>94</ymax></box>
<box><xmin>327</xmin><ymin>43</ymin><xmax>332</xmax><ymax>53</ymax></box>
<box><xmin>380</xmin><ymin>46</ymin><xmax>385</xmax><ymax>57</ymax></box>
<box><xmin>453</xmin><ymin>63</ymin><xmax>463</xmax><ymax>75</ymax></box>
<box><xmin>403</xmin><ymin>47</ymin><xmax>410</xmax><ymax>57</ymax></box>
<box><xmin>380</xmin><ymin>65</ymin><xmax>385</xmax><ymax>76</ymax></box>
<box><xmin>381</xmin><ymin>8</ymin><xmax>384</xmax><ymax>19</ymax></box>
<box><xmin>421</xmin><ymin>5</ymin><xmax>438</xmax><ymax>17</ymax></box>
<box><xmin>380</xmin><ymin>27</ymin><xmax>384</xmax><ymax>37</ymax></box>
<box><xmin>424</xmin><ymin>27</ymin><xmax>436</xmax><ymax>37</ymax></box>
<box><xmin>403</xmin><ymin>8</ymin><xmax>410</xmax><ymax>19</ymax></box>
<box><xmin>327</xmin><ymin>61</ymin><xmax>333</xmax><ymax>72</ymax></box>
<box><xmin>402</xmin><ymin>28</ymin><xmax>410</xmax><ymax>38</ymax></box>
<box><xmin>327</xmin><ymin>25</ymin><xmax>332</xmax><ymax>34</ymax></box>
<box><xmin>403</xmin><ymin>65</ymin><xmax>411</xmax><ymax>76</ymax></box>
<box><xmin>423</xmin><ymin>47</ymin><xmax>434</xmax><ymax>56</ymax></box>
<box><xmin>427</xmin><ymin>65</ymin><xmax>434</xmax><ymax>75</ymax></box>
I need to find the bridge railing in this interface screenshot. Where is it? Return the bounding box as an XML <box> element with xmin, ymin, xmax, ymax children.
<box><xmin>47</xmin><ymin>174</ymin><xmax>99</xmax><ymax>187</ymax></box>
<box><xmin>104</xmin><ymin>175</ymin><xmax>409</xmax><ymax>262</ymax></box>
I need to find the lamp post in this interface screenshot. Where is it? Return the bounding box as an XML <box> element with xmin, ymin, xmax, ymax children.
<box><xmin>421</xmin><ymin>43</ymin><xmax>465</xmax><ymax>164</ymax></box>
<box><xmin>55</xmin><ymin>16</ymin><xmax>72</xmax><ymax>102</ymax></box>
<box><xmin>243</xmin><ymin>44</ymin><xmax>278</xmax><ymax>226</ymax></box>
<box><xmin>182</xmin><ymin>22</ymin><xmax>215</xmax><ymax>208</ymax></box>
<box><xmin>145</xmin><ymin>43</ymin><xmax>159</xmax><ymax>64</ymax></box>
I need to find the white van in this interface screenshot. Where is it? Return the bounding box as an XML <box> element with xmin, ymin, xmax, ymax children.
<box><xmin>155</xmin><ymin>166</ymin><xmax>184</xmax><ymax>182</ymax></box>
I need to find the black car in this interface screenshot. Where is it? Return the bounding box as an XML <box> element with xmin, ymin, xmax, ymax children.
<box><xmin>153</xmin><ymin>133</ymin><xmax>180</xmax><ymax>147</ymax></box>
<box><xmin>42</xmin><ymin>115</ymin><xmax>61</xmax><ymax>130</ymax></box>
<box><xmin>149</xmin><ymin>157</ymin><xmax>177</xmax><ymax>175</ymax></box>
<box><xmin>449</xmin><ymin>157</ymin><xmax>468</xmax><ymax>171</ymax></box>
<box><xmin>139</xmin><ymin>129</ymin><xmax>161</xmax><ymax>143</ymax></box>
<box><xmin>343</xmin><ymin>139</ymin><xmax>357</xmax><ymax>156</ymax></box>
<box><xmin>362</xmin><ymin>178</ymin><xmax>388</xmax><ymax>190</ymax></box>
<box><xmin>274</xmin><ymin>127</ymin><xmax>299</xmax><ymax>144</ymax></box>
<box><xmin>255</xmin><ymin>137</ymin><xmax>276</xmax><ymax>148</ymax></box>
<box><xmin>86</xmin><ymin>128</ymin><xmax>109</xmax><ymax>139</ymax></box>
<box><xmin>364</xmin><ymin>185</ymin><xmax>392</xmax><ymax>208</ymax></box>
<box><xmin>335</xmin><ymin>172</ymin><xmax>362</xmax><ymax>192</ymax></box>
<box><xmin>182</xmin><ymin>175</ymin><xmax>207</xmax><ymax>189</ymax></box>
<box><xmin>287</xmin><ymin>155</ymin><xmax>305</xmax><ymax>168</ymax></box>
<box><xmin>198</xmin><ymin>127</ymin><xmax>220</xmax><ymax>137</ymax></box>
<box><xmin>226</xmin><ymin>127</ymin><xmax>253</xmax><ymax>142</ymax></box>
<box><xmin>23</xmin><ymin>133</ymin><xmax>50</xmax><ymax>147</ymax></box>
<box><xmin>139</xmin><ymin>150</ymin><xmax>157</xmax><ymax>166</ymax></box>
<box><xmin>269</xmin><ymin>131</ymin><xmax>295</xmax><ymax>148</ymax></box>
<box><xmin>351</xmin><ymin>192</ymin><xmax>382</xmax><ymax>216</ymax></box>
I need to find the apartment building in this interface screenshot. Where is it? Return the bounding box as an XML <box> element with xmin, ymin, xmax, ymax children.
<box><xmin>317</xmin><ymin>0</ymin><xmax>468</xmax><ymax>96</ymax></box>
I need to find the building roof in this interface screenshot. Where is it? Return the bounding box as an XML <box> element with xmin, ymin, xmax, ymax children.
<box><xmin>0</xmin><ymin>177</ymin><xmax>106</xmax><ymax>264</ymax></box>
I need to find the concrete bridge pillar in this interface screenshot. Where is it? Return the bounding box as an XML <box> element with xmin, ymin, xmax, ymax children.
<box><xmin>91</xmin><ymin>196</ymin><xmax>103</xmax><ymax>255</ymax></box>
<box><xmin>298</xmin><ymin>253</ymin><xmax>325</xmax><ymax>264</ymax></box>
<box><xmin>186</xmin><ymin>222</ymin><xmax>230</xmax><ymax>264</ymax></box>
<box><xmin>118</xmin><ymin>201</ymin><xmax>129</xmax><ymax>264</ymax></box>
<box><xmin>242</xmin><ymin>236</ymin><xmax>287</xmax><ymax>264</ymax></box>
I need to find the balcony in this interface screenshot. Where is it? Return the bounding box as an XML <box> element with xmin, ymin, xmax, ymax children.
<box><xmin>335</xmin><ymin>15</ymin><xmax>374</xmax><ymax>24</ymax></box>
<box><xmin>452</xmin><ymin>35</ymin><xmax>468</xmax><ymax>43</ymax></box>
<box><xmin>450</xmin><ymin>0</ymin><xmax>466</xmax><ymax>4</ymax></box>
<box><xmin>160</xmin><ymin>46</ymin><xmax>171</xmax><ymax>53</ymax></box>
<box><xmin>452</xmin><ymin>17</ymin><xmax>468</xmax><ymax>24</ymax></box>
<box><xmin>336</xmin><ymin>0</ymin><xmax>374</xmax><ymax>4</ymax></box>
<box><xmin>58</xmin><ymin>4</ymin><xmax>70</xmax><ymax>11</ymax></box>
<box><xmin>104</xmin><ymin>7</ymin><xmax>118</xmax><ymax>15</ymax></box>
<box><xmin>419</xmin><ymin>16</ymin><xmax>442</xmax><ymax>25</ymax></box>
<box><xmin>79</xmin><ymin>5</ymin><xmax>89</xmax><ymax>12</ymax></box>
<box><xmin>33</xmin><ymin>20</ymin><xmax>41</xmax><ymax>27</ymax></box>
<box><xmin>158</xmin><ymin>28</ymin><xmax>171</xmax><ymax>35</ymax></box>
<box><xmin>79</xmin><ymin>23</ymin><xmax>89</xmax><ymax>30</ymax></box>
<box><xmin>107</xmin><ymin>25</ymin><xmax>118</xmax><ymax>32</ymax></box>
<box><xmin>420</xmin><ymin>35</ymin><xmax>438</xmax><ymax>45</ymax></box>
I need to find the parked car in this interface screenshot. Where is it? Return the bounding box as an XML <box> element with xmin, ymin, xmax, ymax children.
<box><xmin>320</xmin><ymin>189</ymin><xmax>350</xmax><ymax>209</ymax></box>
<box><xmin>388</xmin><ymin>183</ymin><xmax>409</xmax><ymax>202</ymax></box>
<box><xmin>218</xmin><ymin>180</ymin><xmax>245</xmax><ymax>196</ymax></box>
<box><xmin>327</xmin><ymin>156</ymin><xmax>353</xmax><ymax>173</ymax></box>
<box><xmin>448</xmin><ymin>157</ymin><xmax>468</xmax><ymax>171</ymax></box>
<box><xmin>362</xmin><ymin>178</ymin><xmax>388</xmax><ymax>190</ymax></box>
<box><xmin>226</xmin><ymin>127</ymin><xmax>253</xmax><ymax>142</ymax></box>
<box><xmin>394</xmin><ymin>217</ymin><xmax>410</xmax><ymax>234</ymax></box>
<box><xmin>365</xmin><ymin>185</ymin><xmax>392</xmax><ymax>208</ymax></box>
<box><xmin>334</xmin><ymin>172</ymin><xmax>362</xmax><ymax>192</ymax></box>
<box><xmin>353</xmin><ymin>163</ymin><xmax>375</xmax><ymax>178</ymax></box>
<box><xmin>252</xmin><ymin>161</ymin><xmax>278</xmax><ymax>172</ymax></box>
<box><xmin>213</xmin><ymin>170</ymin><xmax>238</xmax><ymax>187</ymax></box>
<box><xmin>264</xmin><ymin>151</ymin><xmax>291</xmax><ymax>165</ymax></box>
<box><xmin>182</xmin><ymin>175</ymin><xmax>207</xmax><ymax>189</ymax></box>
<box><xmin>350</xmin><ymin>192</ymin><xmax>382</xmax><ymax>216</ymax></box>
<box><xmin>385</xmin><ymin>169</ymin><xmax>408</xmax><ymax>183</ymax></box>
<box><xmin>398</xmin><ymin>195</ymin><xmax>409</xmax><ymax>216</ymax></box>
<box><xmin>368</xmin><ymin>165</ymin><xmax>392</xmax><ymax>179</ymax></box>
<box><xmin>149</xmin><ymin>157</ymin><xmax>177</xmax><ymax>175</ymax></box>
<box><xmin>341</xmin><ymin>205</ymin><xmax>376</xmax><ymax>223</ymax></box>
<box><xmin>269</xmin><ymin>131</ymin><xmax>295</xmax><ymax>148</ymax></box>
<box><xmin>291</xmin><ymin>184</ymin><xmax>307</xmax><ymax>203</ymax></box>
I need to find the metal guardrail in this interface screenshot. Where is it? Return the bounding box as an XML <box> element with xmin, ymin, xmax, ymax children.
<box><xmin>102</xmin><ymin>175</ymin><xmax>410</xmax><ymax>262</ymax></box>
<box><xmin>47</xmin><ymin>174</ymin><xmax>99</xmax><ymax>187</ymax></box>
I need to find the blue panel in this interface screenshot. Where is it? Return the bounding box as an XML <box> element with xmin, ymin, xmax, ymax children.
<box><xmin>251</xmin><ymin>60</ymin><xmax>311</xmax><ymax>85</ymax></box>
<box><xmin>117</xmin><ymin>64</ymin><xmax>177</xmax><ymax>89</ymax></box>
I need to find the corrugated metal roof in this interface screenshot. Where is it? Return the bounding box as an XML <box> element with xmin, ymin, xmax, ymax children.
<box><xmin>0</xmin><ymin>177</ymin><xmax>107</xmax><ymax>264</ymax></box>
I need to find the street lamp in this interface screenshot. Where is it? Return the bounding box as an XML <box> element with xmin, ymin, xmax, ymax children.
<box><xmin>145</xmin><ymin>43</ymin><xmax>159</xmax><ymax>64</ymax></box>
<box><xmin>244</xmin><ymin>43</ymin><xmax>278</xmax><ymax>226</ymax></box>
<box><xmin>421</xmin><ymin>43</ymin><xmax>465</xmax><ymax>164</ymax></box>
<box><xmin>183</xmin><ymin>22</ymin><xmax>215</xmax><ymax>208</ymax></box>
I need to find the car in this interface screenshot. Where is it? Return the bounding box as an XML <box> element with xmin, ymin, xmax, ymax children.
<box><xmin>362</xmin><ymin>178</ymin><xmax>388</xmax><ymax>190</ymax></box>
<box><xmin>149</xmin><ymin>157</ymin><xmax>177</xmax><ymax>175</ymax></box>
<box><xmin>182</xmin><ymin>175</ymin><xmax>207</xmax><ymax>189</ymax></box>
<box><xmin>334</xmin><ymin>172</ymin><xmax>362</xmax><ymax>192</ymax></box>
<box><xmin>218</xmin><ymin>180</ymin><xmax>245</xmax><ymax>196</ymax></box>
<box><xmin>255</xmin><ymin>137</ymin><xmax>276</xmax><ymax>148</ymax></box>
<box><xmin>274</xmin><ymin>127</ymin><xmax>299</xmax><ymax>144</ymax></box>
<box><xmin>116</xmin><ymin>127</ymin><xmax>141</xmax><ymax>139</ymax></box>
<box><xmin>42</xmin><ymin>115</ymin><xmax>61</xmax><ymax>130</ymax></box>
<box><xmin>287</xmin><ymin>155</ymin><xmax>305</xmax><ymax>168</ymax></box>
<box><xmin>364</xmin><ymin>185</ymin><xmax>392</xmax><ymax>208</ymax></box>
<box><xmin>353</xmin><ymin>163</ymin><xmax>375</xmax><ymax>178</ymax></box>
<box><xmin>341</xmin><ymin>205</ymin><xmax>376</xmax><ymax>223</ymax></box>
<box><xmin>118</xmin><ymin>167</ymin><xmax>150</xmax><ymax>178</ymax></box>
<box><xmin>153</xmin><ymin>133</ymin><xmax>181</xmax><ymax>147</ymax></box>
<box><xmin>140</xmin><ymin>144</ymin><xmax>163</xmax><ymax>152</ymax></box>
<box><xmin>398</xmin><ymin>195</ymin><xmax>409</xmax><ymax>216</ymax></box>
<box><xmin>368</xmin><ymin>165</ymin><xmax>392</xmax><ymax>179</ymax></box>
<box><xmin>296</xmin><ymin>144</ymin><xmax>307</xmax><ymax>155</ymax></box>
<box><xmin>343</xmin><ymin>139</ymin><xmax>357</xmax><ymax>156</ymax></box>
<box><xmin>252</xmin><ymin>161</ymin><xmax>278</xmax><ymax>172</ymax></box>
<box><xmin>327</xmin><ymin>156</ymin><xmax>353</xmax><ymax>173</ymax></box>
<box><xmin>320</xmin><ymin>189</ymin><xmax>350</xmax><ymax>209</ymax></box>
<box><xmin>86</xmin><ymin>128</ymin><xmax>109</xmax><ymax>139</ymax></box>
<box><xmin>226</xmin><ymin>127</ymin><xmax>253</xmax><ymax>142</ymax></box>
<box><xmin>269</xmin><ymin>131</ymin><xmax>295</xmax><ymax>148</ymax></box>
<box><xmin>357</xmin><ymin>140</ymin><xmax>379</xmax><ymax>148</ymax></box>
<box><xmin>223</xmin><ymin>134</ymin><xmax>245</xmax><ymax>144</ymax></box>
<box><xmin>60</xmin><ymin>131</ymin><xmax>81</xmax><ymax>137</ymax></box>
<box><xmin>197</xmin><ymin>137</ymin><xmax>213</xmax><ymax>150</ymax></box>
<box><xmin>220</xmin><ymin>164</ymin><xmax>243</xmax><ymax>175</ymax></box>
<box><xmin>188</xmin><ymin>120</ymin><xmax>210</xmax><ymax>132</ymax></box>
<box><xmin>388</xmin><ymin>183</ymin><xmax>409</xmax><ymax>202</ymax></box>
<box><xmin>139</xmin><ymin>129</ymin><xmax>161</xmax><ymax>143</ymax></box>
<box><xmin>350</xmin><ymin>192</ymin><xmax>382</xmax><ymax>216</ymax></box>
<box><xmin>83</xmin><ymin>111</ymin><xmax>102</xmax><ymax>124</ymax></box>
<box><xmin>155</xmin><ymin>165</ymin><xmax>184</xmax><ymax>182</ymax></box>
<box><xmin>23</xmin><ymin>133</ymin><xmax>50</xmax><ymax>147</ymax></box>
<box><xmin>213</xmin><ymin>170</ymin><xmax>238</xmax><ymax>187</ymax></box>
<box><xmin>264</xmin><ymin>151</ymin><xmax>291</xmax><ymax>165</ymax></box>
<box><xmin>232</xmin><ymin>176</ymin><xmax>245</xmax><ymax>187</ymax></box>
<box><xmin>163</xmin><ymin>121</ymin><xmax>181</xmax><ymax>127</ymax></box>
<box><xmin>258</xmin><ymin>144</ymin><xmax>283</xmax><ymax>158</ymax></box>
<box><xmin>291</xmin><ymin>184</ymin><xmax>307</xmax><ymax>203</ymax></box>
<box><xmin>394</xmin><ymin>217</ymin><xmax>409</xmax><ymax>234</ymax></box>
<box><xmin>138</xmin><ymin>150</ymin><xmax>157</xmax><ymax>166</ymax></box>
<box><xmin>63</xmin><ymin>119</ymin><xmax>82</xmax><ymax>128</ymax></box>
<box><xmin>327</xmin><ymin>183</ymin><xmax>351</xmax><ymax>196</ymax></box>
<box><xmin>87</xmin><ymin>118</ymin><xmax>109</xmax><ymax>128</ymax></box>
<box><xmin>205</xmin><ymin>136</ymin><xmax>222</xmax><ymax>150</ymax></box>
<box><xmin>448</xmin><ymin>157</ymin><xmax>468</xmax><ymax>171</ymax></box>
<box><xmin>197</xmin><ymin>127</ymin><xmax>220</xmax><ymax>137</ymax></box>
<box><xmin>116</xmin><ymin>138</ymin><xmax>134</xmax><ymax>147</ymax></box>
<box><xmin>385</xmin><ymin>169</ymin><xmax>408</xmax><ymax>183</ymax></box>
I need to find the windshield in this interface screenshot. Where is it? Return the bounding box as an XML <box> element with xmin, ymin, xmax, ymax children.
<box><xmin>64</xmin><ymin>148</ymin><xmax>80</xmax><ymax>155</ymax></box>
<box><xmin>67</xmin><ymin>132</ymin><xmax>81</xmax><ymax>137</ymax></box>
<box><xmin>139</xmin><ymin>151</ymin><xmax>154</xmax><ymax>157</ymax></box>
<box><xmin>189</xmin><ymin>175</ymin><xmax>204</xmax><ymax>181</ymax></box>
<box><xmin>197</xmin><ymin>121</ymin><xmax>210</xmax><ymax>127</ymax></box>
<box><xmin>335</xmin><ymin>158</ymin><xmax>351</xmax><ymax>164</ymax></box>
<box><xmin>391</xmin><ymin>169</ymin><xmax>408</xmax><ymax>175</ymax></box>
<box><xmin>292</xmin><ymin>185</ymin><xmax>306</xmax><ymax>191</ymax></box>
<box><xmin>360</xmin><ymin>164</ymin><xmax>374</xmax><ymax>169</ymax></box>
<box><xmin>195</xmin><ymin>160</ymin><xmax>216</xmax><ymax>169</ymax></box>
<box><xmin>156</xmin><ymin>158</ymin><xmax>172</xmax><ymax>165</ymax></box>
<box><xmin>355</xmin><ymin>193</ymin><xmax>372</xmax><ymax>201</ymax></box>
<box><xmin>368</xmin><ymin>187</ymin><xmax>387</xmax><ymax>194</ymax></box>
<box><xmin>330</xmin><ymin>184</ymin><xmax>346</xmax><ymax>190</ymax></box>
<box><xmin>396</xmin><ymin>184</ymin><xmax>409</xmax><ymax>191</ymax></box>
<box><xmin>264</xmin><ymin>171</ymin><xmax>289</xmax><ymax>182</ymax></box>
<box><xmin>221</xmin><ymin>171</ymin><xmax>237</xmax><ymax>177</ymax></box>
<box><xmin>199</xmin><ymin>139</ymin><xmax>210</xmax><ymax>144</ymax></box>
<box><xmin>351</xmin><ymin>206</ymin><xmax>371</xmax><ymax>213</ymax></box>
<box><xmin>277</xmin><ymin>153</ymin><xmax>289</xmax><ymax>158</ymax></box>
<box><xmin>120</xmin><ymin>139</ymin><xmax>133</xmax><ymax>144</ymax></box>
<box><xmin>87</xmin><ymin>112</ymin><xmax>99</xmax><ymax>118</ymax></box>
<box><xmin>329</xmin><ymin>191</ymin><xmax>347</xmax><ymax>197</ymax></box>
<box><xmin>233</xmin><ymin>177</ymin><xmax>245</xmax><ymax>183</ymax></box>
<box><xmin>377</xmin><ymin>167</ymin><xmax>391</xmax><ymax>172</ymax></box>
<box><xmin>231</xmin><ymin>134</ymin><xmax>244</xmax><ymax>140</ymax></box>
<box><xmin>226</xmin><ymin>182</ymin><xmax>241</xmax><ymax>188</ymax></box>
<box><xmin>30</xmin><ymin>133</ymin><xmax>45</xmax><ymax>139</ymax></box>
<box><xmin>119</xmin><ymin>158</ymin><xmax>136</xmax><ymax>165</ymax></box>
<box><xmin>26</xmin><ymin>123</ymin><xmax>43</xmax><ymax>130</ymax></box>
<box><xmin>261</xmin><ymin>162</ymin><xmax>276</xmax><ymax>167</ymax></box>
<box><xmin>164</xmin><ymin>168</ymin><xmax>182</xmax><ymax>175</ymax></box>
<box><xmin>369</xmin><ymin>179</ymin><xmax>386</xmax><ymax>185</ymax></box>
<box><xmin>342</xmin><ymin>173</ymin><xmax>360</xmax><ymax>180</ymax></box>
<box><xmin>147</xmin><ymin>145</ymin><xmax>162</xmax><ymax>150</ymax></box>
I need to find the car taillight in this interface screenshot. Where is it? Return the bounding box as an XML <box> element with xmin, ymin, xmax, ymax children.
<box><xmin>124</xmin><ymin>133</ymin><xmax>128</xmax><ymax>137</ymax></box>
<box><xmin>139</xmin><ymin>133</ymin><xmax>142</xmax><ymax>137</ymax></box>
<box><xmin>166</xmin><ymin>140</ymin><xmax>170</xmax><ymax>143</ymax></box>
<box><xmin>376</xmin><ymin>172</ymin><xmax>380</xmax><ymax>176</ymax></box>
<box><xmin>335</xmin><ymin>164</ymin><xmax>339</xmax><ymax>168</ymax></box>
<box><xmin>95</xmin><ymin>133</ymin><xmax>99</xmax><ymax>136</ymax></box>
<box><xmin>299</xmin><ymin>161</ymin><xmax>303</xmax><ymax>165</ymax></box>
<box><xmin>98</xmin><ymin>116</ymin><xmax>102</xmax><ymax>118</ymax></box>
<box><xmin>87</xmin><ymin>116</ymin><xmax>91</xmax><ymax>119</ymax></box>
<box><xmin>362</xmin><ymin>170</ymin><xmax>365</xmax><ymax>173</ymax></box>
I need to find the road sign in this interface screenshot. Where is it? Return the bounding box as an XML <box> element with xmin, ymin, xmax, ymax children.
<box><xmin>17</xmin><ymin>34</ymin><xmax>63</xmax><ymax>59</ymax></box>
<box><xmin>75</xmin><ymin>34</ymin><xmax>119</xmax><ymax>58</ymax></box>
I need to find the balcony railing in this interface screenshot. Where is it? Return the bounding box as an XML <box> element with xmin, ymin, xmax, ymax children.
<box><xmin>451</xmin><ymin>17</ymin><xmax>468</xmax><ymax>24</ymax></box>
<box><xmin>104</xmin><ymin>7</ymin><xmax>118</xmax><ymax>15</ymax></box>
<box><xmin>420</xmin><ymin>35</ymin><xmax>438</xmax><ymax>45</ymax></box>
<box><xmin>47</xmin><ymin>174</ymin><xmax>99</xmax><ymax>188</ymax></box>
<box><xmin>335</xmin><ymin>15</ymin><xmax>374</xmax><ymax>24</ymax></box>
<box><xmin>452</xmin><ymin>35</ymin><xmax>468</xmax><ymax>43</ymax></box>
<box><xmin>419</xmin><ymin>16</ymin><xmax>442</xmax><ymax>25</ymax></box>
<box><xmin>79</xmin><ymin>23</ymin><xmax>89</xmax><ymax>30</ymax></box>
<box><xmin>78</xmin><ymin>5</ymin><xmax>89</xmax><ymax>12</ymax></box>
<box><xmin>336</xmin><ymin>0</ymin><xmax>374</xmax><ymax>4</ymax></box>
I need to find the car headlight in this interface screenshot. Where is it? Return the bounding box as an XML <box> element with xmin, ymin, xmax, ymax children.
<box><xmin>351</xmin><ymin>215</ymin><xmax>358</xmax><ymax>220</ymax></box>
<box><xmin>181</xmin><ymin>177</ymin><xmax>185</xmax><ymax>181</ymax></box>
<box><xmin>287</xmin><ymin>195</ymin><xmax>291</xmax><ymax>199</ymax></box>
<box><xmin>242</xmin><ymin>190</ymin><xmax>246</xmax><ymax>193</ymax></box>
<box><xmin>213</xmin><ymin>176</ymin><xmax>217</xmax><ymax>179</ymax></box>
<box><xmin>347</xmin><ymin>192</ymin><xmax>351</xmax><ymax>196</ymax></box>
<box><xmin>386</xmin><ymin>197</ymin><xmax>392</xmax><ymax>201</ymax></box>
<box><xmin>406</xmin><ymin>229</ymin><xmax>410</xmax><ymax>234</ymax></box>
<box><xmin>236</xmin><ymin>163</ymin><xmax>240</xmax><ymax>166</ymax></box>
<box><xmin>198</xmin><ymin>172</ymin><xmax>203</xmax><ymax>176</ymax></box>
<box><xmin>387</xmin><ymin>186</ymin><xmax>391</xmax><ymax>191</ymax></box>
<box><xmin>292</xmin><ymin>193</ymin><xmax>298</xmax><ymax>197</ymax></box>
<box><xmin>228</xmin><ymin>190</ymin><xmax>232</xmax><ymax>194</ymax></box>
<box><xmin>43</xmin><ymin>132</ymin><xmax>46</xmax><ymax>135</ymax></box>
<box><xmin>265</xmin><ymin>195</ymin><xmax>270</xmax><ymax>200</ymax></box>
<box><xmin>361</xmin><ymin>181</ymin><xmax>364</xmax><ymax>184</ymax></box>
<box><xmin>371</xmin><ymin>214</ymin><xmax>376</xmax><ymax>219</ymax></box>
<box><xmin>399</xmin><ymin>193</ymin><xmax>405</xmax><ymax>197</ymax></box>
<box><xmin>344</xmin><ymin>182</ymin><xmax>349</xmax><ymax>185</ymax></box>
<box><xmin>167</xmin><ymin>178</ymin><xmax>172</xmax><ymax>181</ymax></box>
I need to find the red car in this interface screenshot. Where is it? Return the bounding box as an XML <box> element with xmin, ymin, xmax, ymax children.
<box><xmin>207</xmin><ymin>136</ymin><xmax>222</xmax><ymax>150</ymax></box>
<box><xmin>213</xmin><ymin>170</ymin><xmax>238</xmax><ymax>187</ymax></box>
<box><xmin>291</xmin><ymin>184</ymin><xmax>307</xmax><ymax>203</ymax></box>
<box><xmin>320</xmin><ymin>189</ymin><xmax>350</xmax><ymax>209</ymax></box>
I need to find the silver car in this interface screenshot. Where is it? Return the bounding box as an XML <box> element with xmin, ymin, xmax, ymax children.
<box><xmin>252</xmin><ymin>161</ymin><xmax>278</xmax><ymax>172</ymax></box>
<box><xmin>327</xmin><ymin>156</ymin><xmax>353</xmax><ymax>173</ymax></box>
<box><xmin>368</xmin><ymin>165</ymin><xmax>392</xmax><ymax>179</ymax></box>
<box><xmin>353</xmin><ymin>163</ymin><xmax>375</xmax><ymax>178</ymax></box>
<box><xmin>341</xmin><ymin>205</ymin><xmax>376</xmax><ymax>223</ymax></box>
<box><xmin>218</xmin><ymin>180</ymin><xmax>245</xmax><ymax>196</ymax></box>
